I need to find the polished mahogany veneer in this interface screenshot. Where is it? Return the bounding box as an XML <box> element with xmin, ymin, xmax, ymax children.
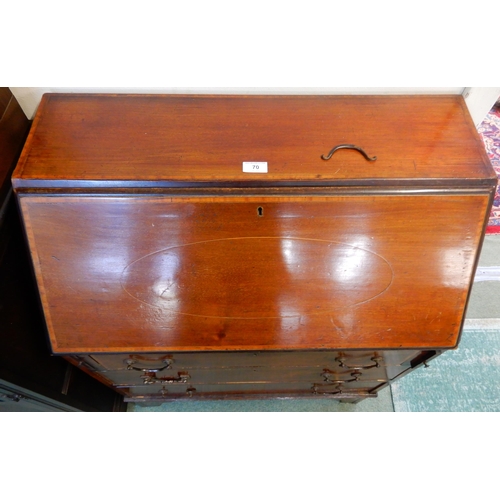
<box><xmin>12</xmin><ymin>94</ymin><xmax>497</xmax><ymax>402</ymax></box>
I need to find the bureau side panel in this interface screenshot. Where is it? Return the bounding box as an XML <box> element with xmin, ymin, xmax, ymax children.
<box><xmin>19</xmin><ymin>194</ymin><xmax>488</xmax><ymax>352</ymax></box>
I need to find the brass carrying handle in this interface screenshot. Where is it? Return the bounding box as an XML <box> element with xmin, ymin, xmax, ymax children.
<box><xmin>321</xmin><ymin>144</ymin><xmax>376</xmax><ymax>161</ymax></box>
<box><xmin>126</xmin><ymin>359</ymin><xmax>172</xmax><ymax>372</ymax></box>
<box><xmin>335</xmin><ymin>356</ymin><xmax>383</xmax><ymax>370</ymax></box>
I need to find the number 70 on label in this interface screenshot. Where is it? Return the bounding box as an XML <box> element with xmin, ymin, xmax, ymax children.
<box><xmin>242</xmin><ymin>162</ymin><xmax>268</xmax><ymax>173</ymax></box>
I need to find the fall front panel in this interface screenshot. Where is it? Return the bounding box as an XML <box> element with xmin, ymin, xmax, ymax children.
<box><xmin>19</xmin><ymin>194</ymin><xmax>488</xmax><ymax>352</ymax></box>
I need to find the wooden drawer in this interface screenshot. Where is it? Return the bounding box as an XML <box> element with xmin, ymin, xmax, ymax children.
<box><xmin>89</xmin><ymin>364</ymin><xmax>389</xmax><ymax>387</ymax></box>
<box><xmin>76</xmin><ymin>350</ymin><xmax>420</xmax><ymax>372</ymax></box>
<box><xmin>71</xmin><ymin>350</ymin><xmax>423</xmax><ymax>390</ymax></box>
<box><xmin>69</xmin><ymin>349</ymin><xmax>435</xmax><ymax>402</ymax></box>
<box><xmin>119</xmin><ymin>380</ymin><xmax>387</xmax><ymax>402</ymax></box>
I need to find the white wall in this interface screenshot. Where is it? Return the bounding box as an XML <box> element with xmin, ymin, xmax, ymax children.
<box><xmin>463</xmin><ymin>88</ymin><xmax>500</xmax><ymax>126</ymax></box>
<box><xmin>10</xmin><ymin>87</ymin><xmax>465</xmax><ymax>120</ymax></box>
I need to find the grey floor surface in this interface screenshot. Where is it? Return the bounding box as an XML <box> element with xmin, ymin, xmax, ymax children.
<box><xmin>467</xmin><ymin>235</ymin><xmax>500</xmax><ymax>318</ymax></box>
<box><xmin>128</xmin><ymin>235</ymin><xmax>500</xmax><ymax>412</ymax></box>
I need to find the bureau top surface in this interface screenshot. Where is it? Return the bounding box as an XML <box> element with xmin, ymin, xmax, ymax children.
<box><xmin>12</xmin><ymin>94</ymin><xmax>496</xmax><ymax>190</ymax></box>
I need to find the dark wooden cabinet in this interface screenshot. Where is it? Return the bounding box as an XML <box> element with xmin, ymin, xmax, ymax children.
<box><xmin>12</xmin><ymin>94</ymin><xmax>497</xmax><ymax>403</ymax></box>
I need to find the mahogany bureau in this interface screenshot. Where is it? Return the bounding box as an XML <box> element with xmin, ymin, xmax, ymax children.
<box><xmin>12</xmin><ymin>94</ymin><xmax>497</xmax><ymax>404</ymax></box>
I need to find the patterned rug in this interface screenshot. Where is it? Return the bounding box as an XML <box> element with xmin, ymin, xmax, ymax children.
<box><xmin>391</xmin><ymin>322</ymin><xmax>500</xmax><ymax>411</ymax></box>
<box><xmin>478</xmin><ymin>104</ymin><xmax>500</xmax><ymax>234</ymax></box>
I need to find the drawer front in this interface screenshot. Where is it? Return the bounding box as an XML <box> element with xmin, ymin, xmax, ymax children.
<box><xmin>120</xmin><ymin>380</ymin><xmax>387</xmax><ymax>401</ymax></box>
<box><xmin>67</xmin><ymin>349</ymin><xmax>437</xmax><ymax>401</ymax></box>
<box><xmin>70</xmin><ymin>350</ymin><xmax>427</xmax><ymax>400</ymax></box>
<box><xmin>87</xmin><ymin>365</ymin><xmax>389</xmax><ymax>387</ymax></box>
<box><xmin>79</xmin><ymin>350</ymin><xmax>420</xmax><ymax>372</ymax></box>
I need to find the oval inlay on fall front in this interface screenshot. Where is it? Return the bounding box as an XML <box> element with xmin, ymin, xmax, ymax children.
<box><xmin>121</xmin><ymin>237</ymin><xmax>393</xmax><ymax>319</ymax></box>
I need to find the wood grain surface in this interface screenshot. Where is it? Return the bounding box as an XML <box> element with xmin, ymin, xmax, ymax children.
<box><xmin>12</xmin><ymin>94</ymin><xmax>496</xmax><ymax>189</ymax></box>
<box><xmin>13</xmin><ymin>94</ymin><xmax>497</xmax><ymax>359</ymax></box>
<box><xmin>20</xmin><ymin>193</ymin><xmax>489</xmax><ymax>352</ymax></box>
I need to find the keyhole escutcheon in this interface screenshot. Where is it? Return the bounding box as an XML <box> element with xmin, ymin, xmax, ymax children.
<box><xmin>257</xmin><ymin>206</ymin><xmax>264</xmax><ymax>217</ymax></box>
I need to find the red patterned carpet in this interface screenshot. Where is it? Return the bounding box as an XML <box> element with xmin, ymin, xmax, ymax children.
<box><xmin>478</xmin><ymin>103</ymin><xmax>500</xmax><ymax>234</ymax></box>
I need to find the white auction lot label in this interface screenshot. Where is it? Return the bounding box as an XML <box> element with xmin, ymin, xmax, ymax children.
<box><xmin>242</xmin><ymin>162</ymin><xmax>268</xmax><ymax>173</ymax></box>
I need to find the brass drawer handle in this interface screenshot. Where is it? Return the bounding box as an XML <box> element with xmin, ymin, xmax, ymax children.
<box><xmin>335</xmin><ymin>356</ymin><xmax>382</xmax><ymax>370</ymax></box>
<box><xmin>141</xmin><ymin>371</ymin><xmax>190</xmax><ymax>385</ymax></box>
<box><xmin>322</xmin><ymin>370</ymin><xmax>362</xmax><ymax>383</ymax></box>
<box><xmin>126</xmin><ymin>359</ymin><xmax>172</xmax><ymax>372</ymax></box>
<box><xmin>312</xmin><ymin>383</ymin><xmax>342</xmax><ymax>395</ymax></box>
<box><xmin>321</xmin><ymin>144</ymin><xmax>377</xmax><ymax>162</ymax></box>
<box><xmin>158</xmin><ymin>385</ymin><xmax>196</xmax><ymax>397</ymax></box>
